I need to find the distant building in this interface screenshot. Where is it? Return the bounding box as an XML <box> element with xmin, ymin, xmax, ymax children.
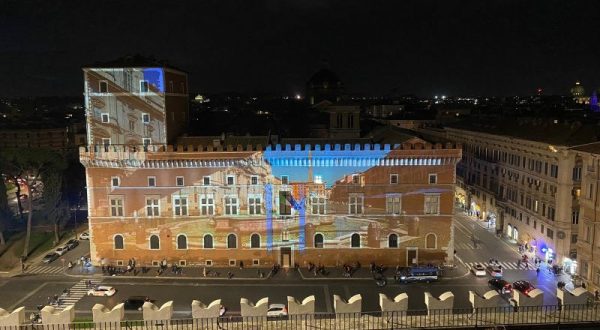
<box><xmin>571</xmin><ymin>81</ymin><xmax>589</xmax><ymax>105</ymax></box>
<box><xmin>366</xmin><ymin>103</ymin><xmax>405</xmax><ymax>118</ymax></box>
<box><xmin>82</xmin><ymin>56</ymin><xmax>189</xmax><ymax>147</ymax></box>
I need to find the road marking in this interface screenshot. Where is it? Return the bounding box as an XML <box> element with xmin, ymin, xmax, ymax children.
<box><xmin>323</xmin><ymin>285</ymin><xmax>332</xmax><ymax>313</ymax></box>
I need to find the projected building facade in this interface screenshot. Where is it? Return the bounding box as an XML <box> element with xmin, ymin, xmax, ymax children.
<box><xmin>80</xmin><ymin>142</ymin><xmax>461</xmax><ymax>268</ymax></box>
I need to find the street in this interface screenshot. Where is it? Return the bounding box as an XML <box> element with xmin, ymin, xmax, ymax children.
<box><xmin>0</xmin><ymin>210</ymin><xmax>567</xmax><ymax>320</ymax></box>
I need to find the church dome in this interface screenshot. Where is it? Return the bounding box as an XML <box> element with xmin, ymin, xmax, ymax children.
<box><xmin>571</xmin><ymin>81</ymin><xmax>585</xmax><ymax>97</ymax></box>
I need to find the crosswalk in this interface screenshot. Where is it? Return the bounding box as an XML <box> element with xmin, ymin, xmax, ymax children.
<box><xmin>25</xmin><ymin>265</ymin><xmax>64</xmax><ymax>275</ymax></box>
<box><xmin>465</xmin><ymin>261</ymin><xmax>538</xmax><ymax>271</ymax></box>
<box><xmin>454</xmin><ymin>242</ymin><xmax>482</xmax><ymax>250</ymax></box>
<box><xmin>55</xmin><ymin>279</ymin><xmax>99</xmax><ymax>309</ymax></box>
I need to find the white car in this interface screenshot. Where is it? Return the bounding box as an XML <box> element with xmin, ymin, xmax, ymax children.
<box><xmin>54</xmin><ymin>246</ymin><xmax>69</xmax><ymax>256</ymax></box>
<box><xmin>79</xmin><ymin>232</ymin><xmax>90</xmax><ymax>240</ymax></box>
<box><xmin>87</xmin><ymin>286</ymin><xmax>116</xmax><ymax>297</ymax></box>
<box><xmin>472</xmin><ymin>264</ymin><xmax>486</xmax><ymax>277</ymax></box>
<box><xmin>267</xmin><ymin>304</ymin><xmax>288</xmax><ymax>317</ymax></box>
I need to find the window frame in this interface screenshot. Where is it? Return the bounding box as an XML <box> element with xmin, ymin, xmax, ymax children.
<box><xmin>109</xmin><ymin>196</ymin><xmax>124</xmax><ymax>217</ymax></box>
<box><xmin>425</xmin><ymin>233</ymin><xmax>437</xmax><ymax>249</ymax></box>
<box><xmin>101</xmin><ymin>113</ymin><xmax>109</xmax><ymax>123</ymax></box>
<box><xmin>99</xmin><ymin>80</ymin><xmax>108</xmax><ymax>93</ymax></box>
<box><xmin>200</xmin><ymin>194</ymin><xmax>215</xmax><ymax>216</ymax></box>
<box><xmin>111</xmin><ymin>176</ymin><xmax>120</xmax><ymax>187</ymax></box>
<box><xmin>348</xmin><ymin>193</ymin><xmax>364</xmax><ymax>214</ymax></box>
<box><xmin>142</xmin><ymin>113</ymin><xmax>150</xmax><ymax>124</ymax></box>
<box><xmin>428</xmin><ymin>174</ymin><xmax>438</xmax><ymax>184</ymax></box>
<box><xmin>113</xmin><ymin>234</ymin><xmax>124</xmax><ymax>250</ymax></box>
<box><xmin>224</xmin><ymin>195</ymin><xmax>239</xmax><ymax>215</ymax></box>
<box><xmin>147</xmin><ymin>176</ymin><xmax>156</xmax><ymax>187</ymax></box>
<box><xmin>149</xmin><ymin>234</ymin><xmax>160</xmax><ymax>250</ymax></box>
<box><xmin>424</xmin><ymin>194</ymin><xmax>440</xmax><ymax>215</ymax></box>
<box><xmin>281</xmin><ymin>175</ymin><xmax>289</xmax><ymax>185</ymax></box>
<box><xmin>386</xmin><ymin>194</ymin><xmax>401</xmax><ymax>215</ymax></box>
<box><xmin>227</xmin><ymin>233</ymin><xmax>237</xmax><ymax>249</ymax></box>
<box><xmin>140</xmin><ymin>80</ymin><xmax>149</xmax><ymax>93</ymax></box>
<box><xmin>203</xmin><ymin>234</ymin><xmax>214</xmax><ymax>249</ymax></box>
<box><xmin>226</xmin><ymin>175</ymin><xmax>235</xmax><ymax>186</ymax></box>
<box><xmin>203</xmin><ymin>176</ymin><xmax>211</xmax><ymax>186</ymax></box>
<box><xmin>390</xmin><ymin>174</ymin><xmax>399</xmax><ymax>184</ymax></box>
<box><xmin>314</xmin><ymin>233</ymin><xmax>324</xmax><ymax>248</ymax></box>
<box><xmin>250</xmin><ymin>233</ymin><xmax>261</xmax><ymax>249</ymax></box>
<box><xmin>173</xmin><ymin>195</ymin><xmax>188</xmax><ymax>216</ymax></box>
<box><xmin>175</xmin><ymin>176</ymin><xmax>184</xmax><ymax>187</ymax></box>
<box><xmin>350</xmin><ymin>233</ymin><xmax>361</xmax><ymax>248</ymax></box>
<box><xmin>248</xmin><ymin>194</ymin><xmax>262</xmax><ymax>215</ymax></box>
<box><xmin>388</xmin><ymin>233</ymin><xmax>399</xmax><ymax>248</ymax></box>
<box><xmin>145</xmin><ymin>196</ymin><xmax>160</xmax><ymax>217</ymax></box>
<box><xmin>176</xmin><ymin>234</ymin><xmax>188</xmax><ymax>250</ymax></box>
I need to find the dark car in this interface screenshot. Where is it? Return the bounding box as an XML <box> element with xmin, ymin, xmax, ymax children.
<box><xmin>488</xmin><ymin>278</ymin><xmax>512</xmax><ymax>294</ymax></box>
<box><xmin>66</xmin><ymin>239</ymin><xmax>79</xmax><ymax>250</ymax></box>
<box><xmin>123</xmin><ymin>296</ymin><xmax>153</xmax><ymax>311</ymax></box>
<box><xmin>513</xmin><ymin>280</ymin><xmax>535</xmax><ymax>296</ymax></box>
<box><xmin>42</xmin><ymin>253</ymin><xmax>60</xmax><ymax>264</ymax></box>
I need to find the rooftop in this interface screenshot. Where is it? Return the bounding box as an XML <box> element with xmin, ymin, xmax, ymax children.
<box><xmin>570</xmin><ymin>142</ymin><xmax>600</xmax><ymax>155</ymax></box>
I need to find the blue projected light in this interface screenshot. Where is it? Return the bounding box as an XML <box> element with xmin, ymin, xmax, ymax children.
<box><xmin>143</xmin><ymin>68</ymin><xmax>165</xmax><ymax>93</ymax></box>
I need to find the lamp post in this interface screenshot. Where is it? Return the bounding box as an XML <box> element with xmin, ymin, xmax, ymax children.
<box><xmin>74</xmin><ymin>190</ymin><xmax>82</xmax><ymax>239</ymax></box>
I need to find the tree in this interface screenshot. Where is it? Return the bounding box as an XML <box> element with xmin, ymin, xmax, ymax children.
<box><xmin>0</xmin><ymin>176</ymin><xmax>10</xmax><ymax>246</ymax></box>
<box><xmin>42</xmin><ymin>171</ymin><xmax>68</xmax><ymax>245</ymax></box>
<box><xmin>0</xmin><ymin>148</ymin><xmax>66</xmax><ymax>258</ymax></box>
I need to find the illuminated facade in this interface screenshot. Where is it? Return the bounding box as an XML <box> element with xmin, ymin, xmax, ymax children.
<box><xmin>80</xmin><ymin>142</ymin><xmax>461</xmax><ymax>268</ymax></box>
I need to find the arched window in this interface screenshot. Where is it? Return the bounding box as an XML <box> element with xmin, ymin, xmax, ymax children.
<box><xmin>388</xmin><ymin>233</ymin><xmax>398</xmax><ymax>248</ymax></box>
<box><xmin>227</xmin><ymin>233</ymin><xmax>237</xmax><ymax>249</ymax></box>
<box><xmin>114</xmin><ymin>234</ymin><xmax>124</xmax><ymax>250</ymax></box>
<box><xmin>150</xmin><ymin>235</ymin><xmax>160</xmax><ymax>250</ymax></box>
<box><xmin>250</xmin><ymin>233</ymin><xmax>260</xmax><ymax>249</ymax></box>
<box><xmin>177</xmin><ymin>234</ymin><xmax>187</xmax><ymax>250</ymax></box>
<box><xmin>203</xmin><ymin>234</ymin><xmax>213</xmax><ymax>249</ymax></box>
<box><xmin>314</xmin><ymin>233</ymin><xmax>324</xmax><ymax>248</ymax></box>
<box><xmin>425</xmin><ymin>233</ymin><xmax>437</xmax><ymax>249</ymax></box>
<box><xmin>351</xmin><ymin>233</ymin><xmax>360</xmax><ymax>248</ymax></box>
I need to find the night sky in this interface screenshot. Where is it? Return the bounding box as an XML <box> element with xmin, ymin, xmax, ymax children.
<box><xmin>2</xmin><ymin>0</ymin><xmax>600</xmax><ymax>97</ymax></box>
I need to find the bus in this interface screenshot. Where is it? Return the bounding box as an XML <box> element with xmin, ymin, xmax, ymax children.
<box><xmin>394</xmin><ymin>266</ymin><xmax>439</xmax><ymax>283</ymax></box>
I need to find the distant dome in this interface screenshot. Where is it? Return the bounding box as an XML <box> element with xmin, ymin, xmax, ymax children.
<box><xmin>571</xmin><ymin>81</ymin><xmax>585</xmax><ymax>97</ymax></box>
<box><xmin>307</xmin><ymin>69</ymin><xmax>342</xmax><ymax>89</ymax></box>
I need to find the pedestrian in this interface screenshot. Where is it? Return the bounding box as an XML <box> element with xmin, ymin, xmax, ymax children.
<box><xmin>536</xmin><ymin>267</ymin><xmax>540</xmax><ymax>275</ymax></box>
<box><xmin>517</xmin><ymin>259</ymin><xmax>521</xmax><ymax>268</ymax></box>
<box><xmin>203</xmin><ymin>267</ymin><xmax>206</xmax><ymax>277</ymax></box>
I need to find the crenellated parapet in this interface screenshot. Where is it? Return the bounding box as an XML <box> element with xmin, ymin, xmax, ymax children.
<box><xmin>79</xmin><ymin>142</ymin><xmax>462</xmax><ymax>168</ymax></box>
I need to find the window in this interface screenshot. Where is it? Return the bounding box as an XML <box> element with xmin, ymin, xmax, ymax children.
<box><xmin>424</xmin><ymin>194</ymin><xmax>440</xmax><ymax>214</ymax></box>
<box><xmin>248</xmin><ymin>195</ymin><xmax>261</xmax><ymax>215</ymax></box>
<box><xmin>573</xmin><ymin>167</ymin><xmax>582</xmax><ymax>181</ymax></box>
<box><xmin>110</xmin><ymin>197</ymin><xmax>123</xmax><ymax>217</ymax></box>
<box><xmin>143</xmin><ymin>138</ymin><xmax>151</xmax><ymax>147</ymax></box>
<box><xmin>114</xmin><ymin>235</ymin><xmax>124</xmax><ymax>250</ymax></box>
<box><xmin>226</xmin><ymin>175</ymin><xmax>235</xmax><ymax>185</ymax></box>
<box><xmin>177</xmin><ymin>235</ymin><xmax>187</xmax><ymax>249</ymax></box>
<box><xmin>149</xmin><ymin>235</ymin><xmax>160</xmax><ymax>250</ymax></box>
<box><xmin>250</xmin><ymin>233</ymin><xmax>260</xmax><ymax>248</ymax></box>
<box><xmin>572</xmin><ymin>210</ymin><xmax>580</xmax><ymax>225</ymax></box>
<box><xmin>548</xmin><ymin>206</ymin><xmax>556</xmax><ymax>221</ymax></box>
<box><xmin>203</xmin><ymin>234</ymin><xmax>213</xmax><ymax>249</ymax></box>
<box><xmin>142</xmin><ymin>113</ymin><xmax>150</xmax><ymax>124</ymax></box>
<box><xmin>251</xmin><ymin>176</ymin><xmax>258</xmax><ymax>185</ymax></box>
<box><xmin>547</xmin><ymin>228</ymin><xmax>554</xmax><ymax>239</ymax></box>
<box><xmin>140</xmin><ymin>80</ymin><xmax>149</xmax><ymax>93</ymax></box>
<box><xmin>282</xmin><ymin>229</ymin><xmax>289</xmax><ymax>241</ymax></box>
<box><xmin>572</xmin><ymin>234</ymin><xmax>578</xmax><ymax>244</ymax></box>
<box><xmin>351</xmin><ymin>233</ymin><xmax>360</xmax><ymax>248</ymax></box>
<box><xmin>205</xmin><ymin>260</ymin><xmax>213</xmax><ymax>266</ymax></box>
<box><xmin>534</xmin><ymin>200</ymin><xmax>539</xmax><ymax>213</ymax></box>
<box><xmin>314</xmin><ymin>233</ymin><xmax>324</xmax><ymax>248</ymax></box>
<box><xmin>386</xmin><ymin>194</ymin><xmax>401</xmax><ymax>214</ymax></box>
<box><xmin>550</xmin><ymin>164</ymin><xmax>559</xmax><ymax>178</ymax></box>
<box><xmin>425</xmin><ymin>233</ymin><xmax>437</xmax><ymax>249</ymax></box>
<box><xmin>390</xmin><ymin>174</ymin><xmax>398</xmax><ymax>184</ymax></box>
<box><xmin>203</xmin><ymin>176</ymin><xmax>211</xmax><ymax>185</ymax></box>
<box><xmin>428</xmin><ymin>174</ymin><xmax>438</xmax><ymax>184</ymax></box>
<box><xmin>541</xmin><ymin>224</ymin><xmax>544</xmax><ymax>234</ymax></box>
<box><xmin>101</xmin><ymin>113</ymin><xmax>109</xmax><ymax>123</ymax></box>
<box><xmin>533</xmin><ymin>220</ymin><xmax>537</xmax><ymax>229</ymax></box>
<box><xmin>148</xmin><ymin>176</ymin><xmax>156</xmax><ymax>187</ymax></box>
<box><xmin>227</xmin><ymin>234</ymin><xmax>237</xmax><ymax>249</ymax></box>
<box><xmin>281</xmin><ymin>175</ymin><xmax>289</xmax><ymax>185</ymax></box>
<box><xmin>349</xmin><ymin>194</ymin><xmax>364</xmax><ymax>214</ymax></box>
<box><xmin>200</xmin><ymin>194</ymin><xmax>214</xmax><ymax>215</ymax></box>
<box><xmin>176</xmin><ymin>176</ymin><xmax>184</xmax><ymax>186</ymax></box>
<box><xmin>388</xmin><ymin>234</ymin><xmax>398</xmax><ymax>248</ymax></box>
<box><xmin>588</xmin><ymin>184</ymin><xmax>594</xmax><ymax>199</ymax></box>
<box><xmin>352</xmin><ymin>175</ymin><xmax>360</xmax><ymax>184</ymax></box>
<box><xmin>99</xmin><ymin>81</ymin><xmax>108</xmax><ymax>93</ymax></box>
<box><xmin>224</xmin><ymin>196</ymin><xmax>238</xmax><ymax>215</ymax></box>
<box><xmin>311</xmin><ymin>197</ymin><xmax>326</xmax><ymax>215</ymax></box>
<box><xmin>279</xmin><ymin>191</ymin><xmax>292</xmax><ymax>215</ymax></box>
<box><xmin>111</xmin><ymin>177</ymin><xmax>120</xmax><ymax>187</ymax></box>
<box><xmin>173</xmin><ymin>196</ymin><xmax>188</xmax><ymax>216</ymax></box>
<box><xmin>169</xmin><ymin>81</ymin><xmax>174</xmax><ymax>92</ymax></box>
<box><xmin>146</xmin><ymin>197</ymin><xmax>159</xmax><ymax>217</ymax></box>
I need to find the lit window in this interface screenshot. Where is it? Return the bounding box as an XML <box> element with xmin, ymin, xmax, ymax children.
<box><xmin>424</xmin><ymin>194</ymin><xmax>440</xmax><ymax>214</ymax></box>
<box><xmin>173</xmin><ymin>196</ymin><xmax>188</xmax><ymax>216</ymax></box>
<box><xmin>349</xmin><ymin>194</ymin><xmax>364</xmax><ymax>214</ymax></box>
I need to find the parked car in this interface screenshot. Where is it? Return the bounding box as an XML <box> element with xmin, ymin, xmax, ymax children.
<box><xmin>79</xmin><ymin>232</ymin><xmax>90</xmax><ymax>240</ymax></box>
<box><xmin>486</xmin><ymin>265</ymin><xmax>503</xmax><ymax>278</ymax></box>
<box><xmin>66</xmin><ymin>239</ymin><xmax>79</xmax><ymax>250</ymax></box>
<box><xmin>54</xmin><ymin>246</ymin><xmax>69</xmax><ymax>256</ymax></box>
<box><xmin>42</xmin><ymin>253</ymin><xmax>59</xmax><ymax>264</ymax></box>
<box><xmin>471</xmin><ymin>264</ymin><xmax>486</xmax><ymax>277</ymax></box>
<box><xmin>488</xmin><ymin>278</ymin><xmax>512</xmax><ymax>294</ymax></box>
<box><xmin>513</xmin><ymin>280</ymin><xmax>535</xmax><ymax>296</ymax></box>
<box><xmin>87</xmin><ymin>286</ymin><xmax>116</xmax><ymax>297</ymax></box>
<box><xmin>123</xmin><ymin>296</ymin><xmax>152</xmax><ymax>311</ymax></box>
<box><xmin>267</xmin><ymin>304</ymin><xmax>288</xmax><ymax>317</ymax></box>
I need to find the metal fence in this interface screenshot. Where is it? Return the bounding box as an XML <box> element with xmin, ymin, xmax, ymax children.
<box><xmin>3</xmin><ymin>303</ymin><xmax>600</xmax><ymax>330</ymax></box>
